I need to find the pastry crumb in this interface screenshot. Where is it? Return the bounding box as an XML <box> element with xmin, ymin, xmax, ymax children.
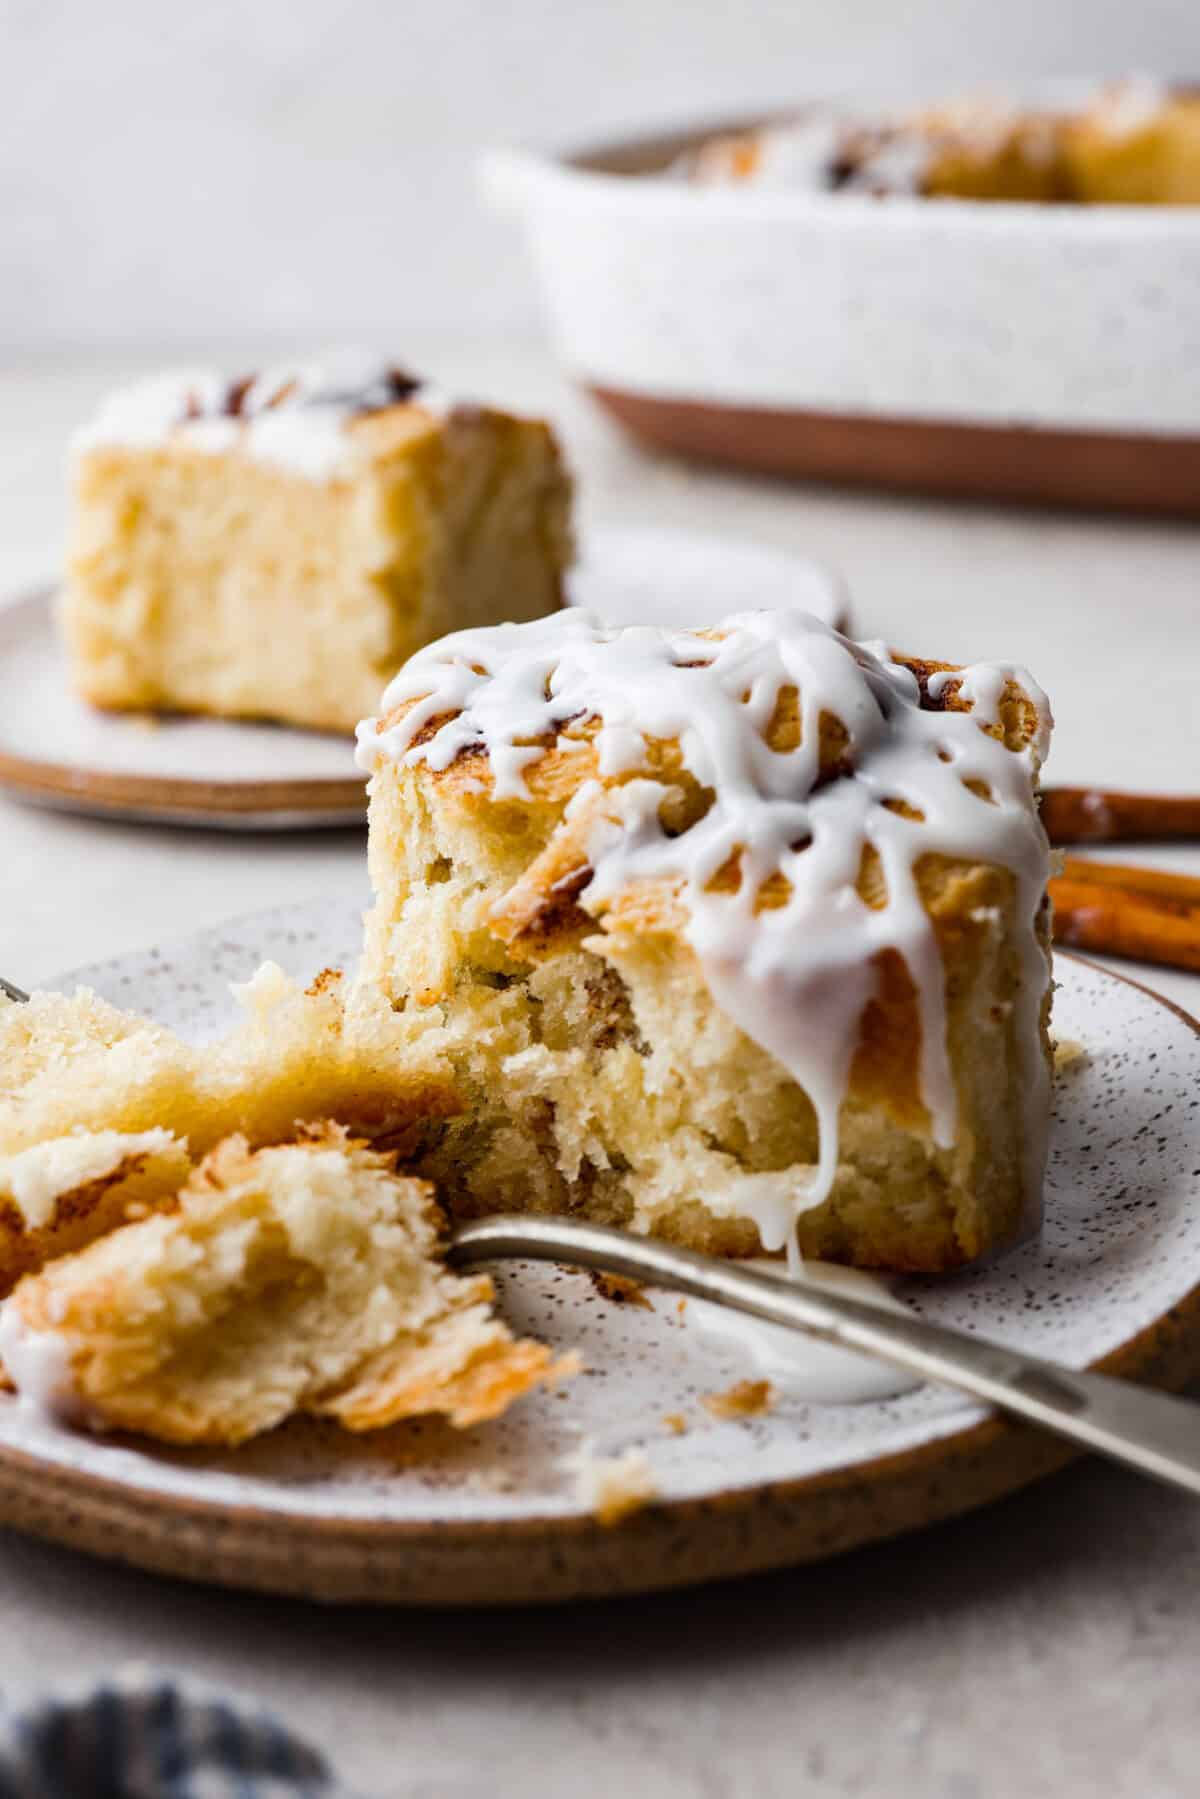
<box><xmin>305</xmin><ymin>966</ymin><xmax>345</xmax><ymax>998</ymax></box>
<box><xmin>588</xmin><ymin>1270</ymin><xmax>653</xmax><ymax>1310</ymax></box>
<box><xmin>1053</xmin><ymin>1037</ymin><xmax>1089</xmax><ymax>1076</ymax></box>
<box><xmin>3</xmin><ymin>1127</ymin><xmax>564</xmax><ymax>1446</ymax></box>
<box><xmin>569</xmin><ymin>1445</ymin><xmax>659</xmax><ymax>1525</ymax></box>
<box><xmin>702</xmin><ymin>1378</ymin><xmax>775</xmax><ymax>1419</ymax></box>
<box><xmin>544</xmin><ymin>1349</ymin><xmax>585</xmax><ymax>1386</ymax></box>
<box><xmin>661</xmin><ymin>1412</ymin><xmax>689</xmax><ymax>1436</ymax></box>
<box><xmin>676</xmin><ymin>1298</ymin><xmax>687</xmax><ymax>1317</ymax></box>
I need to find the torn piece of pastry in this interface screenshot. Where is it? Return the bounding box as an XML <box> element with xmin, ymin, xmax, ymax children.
<box><xmin>0</xmin><ymin>1126</ymin><xmax>562</xmax><ymax>1447</ymax></box>
<box><xmin>63</xmin><ymin>350</ymin><xmax>573</xmax><ymax>732</ymax></box>
<box><xmin>356</xmin><ymin>607</ymin><xmax>1053</xmax><ymax>1273</ymax></box>
<box><xmin>0</xmin><ymin>1130</ymin><xmax>191</xmax><ymax>1291</ymax></box>
<box><xmin>0</xmin><ymin>965</ymin><xmax>456</xmax><ymax>1291</ymax></box>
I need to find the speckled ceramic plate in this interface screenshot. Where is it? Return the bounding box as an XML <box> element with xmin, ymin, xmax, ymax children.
<box><xmin>0</xmin><ymin>529</ymin><xmax>844</xmax><ymax>831</ymax></box>
<box><xmin>1</xmin><ymin>896</ymin><xmax>1197</xmax><ymax>1606</ymax></box>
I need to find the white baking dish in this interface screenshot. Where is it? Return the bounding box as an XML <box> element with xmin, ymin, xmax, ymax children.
<box><xmin>483</xmin><ymin>113</ymin><xmax>1200</xmax><ymax>511</ymax></box>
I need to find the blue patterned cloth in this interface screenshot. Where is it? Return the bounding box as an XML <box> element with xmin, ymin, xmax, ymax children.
<box><xmin>0</xmin><ymin>1676</ymin><xmax>360</xmax><ymax>1798</ymax></box>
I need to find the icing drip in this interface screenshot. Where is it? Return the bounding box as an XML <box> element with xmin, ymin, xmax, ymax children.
<box><xmin>0</xmin><ymin>1304</ymin><xmax>95</xmax><ymax>1431</ymax></box>
<box><xmin>833</xmin><ymin>130</ymin><xmax>934</xmax><ymax>196</ymax></box>
<box><xmin>73</xmin><ymin>349</ymin><xmax>435</xmax><ymax>480</ymax></box>
<box><xmin>0</xmin><ymin>1128</ymin><xmax>175</xmax><ymax>1230</ymax></box>
<box><xmin>1089</xmin><ymin>76</ymin><xmax>1168</xmax><ymax>139</ymax></box>
<box><xmin>680</xmin><ymin>112</ymin><xmax>931</xmax><ymax>195</ymax></box>
<box><xmin>358</xmin><ymin>609</ymin><xmax>1053</xmax><ymax>1248</ymax></box>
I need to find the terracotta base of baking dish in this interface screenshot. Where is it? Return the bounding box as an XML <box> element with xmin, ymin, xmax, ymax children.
<box><xmin>590</xmin><ymin>387</ymin><xmax>1200</xmax><ymax>515</ymax></box>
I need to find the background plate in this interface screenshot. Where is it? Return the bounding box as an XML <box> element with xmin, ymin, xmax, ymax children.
<box><xmin>0</xmin><ymin>526</ymin><xmax>844</xmax><ymax>830</ymax></box>
<box><xmin>0</xmin><ymin>898</ymin><xmax>1196</xmax><ymax>1604</ymax></box>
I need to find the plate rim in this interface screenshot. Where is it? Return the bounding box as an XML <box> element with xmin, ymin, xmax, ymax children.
<box><xmin>0</xmin><ymin>951</ymin><xmax>1195</xmax><ymax>1603</ymax></box>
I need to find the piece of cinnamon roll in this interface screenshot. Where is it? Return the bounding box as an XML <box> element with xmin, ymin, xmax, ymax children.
<box><xmin>63</xmin><ymin>351</ymin><xmax>573</xmax><ymax>733</ymax></box>
<box><xmin>356</xmin><ymin>609</ymin><xmax>1053</xmax><ymax>1274</ymax></box>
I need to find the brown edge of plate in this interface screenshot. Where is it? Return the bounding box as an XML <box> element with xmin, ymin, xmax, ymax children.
<box><xmin>0</xmin><ymin>745</ymin><xmax>367</xmax><ymax>827</ymax></box>
<box><xmin>0</xmin><ymin>953</ymin><xmax>1193</xmax><ymax>1608</ymax></box>
<box><xmin>590</xmin><ymin>387</ymin><xmax>1200</xmax><ymax>517</ymax></box>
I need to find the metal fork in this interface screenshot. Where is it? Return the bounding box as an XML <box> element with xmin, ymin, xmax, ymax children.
<box><xmin>449</xmin><ymin>1215</ymin><xmax>1200</xmax><ymax>1498</ymax></box>
<box><xmin>0</xmin><ymin>976</ymin><xmax>28</xmax><ymax>1003</ymax></box>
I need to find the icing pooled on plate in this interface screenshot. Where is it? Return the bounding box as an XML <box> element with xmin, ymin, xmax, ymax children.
<box><xmin>684</xmin><ymin>1258</ymin><xmax>922</xmax><ymax>1404</ymax></box>
<box><xmin>0</xmin><ymin>1304</ymin><xmax>94</xmax><ymax>1430</ymax></box>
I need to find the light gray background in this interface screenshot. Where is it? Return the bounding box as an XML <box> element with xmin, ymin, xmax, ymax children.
<box><xmin>3</xmin><ymin>0</ymin><xmax>1200</xmax><ymax>349</ymax></box>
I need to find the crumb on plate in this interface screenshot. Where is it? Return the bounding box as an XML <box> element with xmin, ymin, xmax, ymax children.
<box><xmin>588</xmin><ymin>1270</ymin><xmax>654</xmax><ymax>1310</ymax></box>
<box><xmin>569</xmin><ymin>1445</ymin><xmax>659</xmax><ymax>1525</ymax></box>
<box><xmin>1053</xmin><ymin>1037</ymin><xmax>1089</xmax><ymax>1076</ymax></box>
<box><xmin>702</xmin><ymin>1379</ymin><xmax>775</xmax><ymax>1420</ymax></box>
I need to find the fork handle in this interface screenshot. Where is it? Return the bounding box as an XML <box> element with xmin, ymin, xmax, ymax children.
<box><xmin>449</xmin><ymin>1215</ymin><xmax>1200</xmax><ymax>1498</ymax></box>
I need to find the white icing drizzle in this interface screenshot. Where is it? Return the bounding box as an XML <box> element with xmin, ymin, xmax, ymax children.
<box><xmin>0</xmin><ymin>1128</ymin><xmax>176</xmax><ymax>1230</ymax></box>
<box><xmin>840</xmin><ymin>132</ymin><xmax>934</xmax><ymax>197</ymax></box>
<box><xmin>685</xmin><ymin>1258</ymin><xmax>922</xmax><ymax>1404</ymax></box>
<box><xmin>0</xmin><ymin>1304</ymin><xmax>96</xmax><ymax>1431</ymax></box>
<box><xmin>1088</xmin><ymin>75</ymin><xmax>1168</xmax><ymax>140</ymax></box>
<box><xmin>680</xmin><ymin>79</ymin><xmax>1173</xmax><ymax>196</ymax></box>
<box><xmin>751</xmin><ymin>117</ymin><xmax>846</xmax><ymax>186</ymax></box>
<box><xmin>358</xmin><ymin>609</ymin><xmax>1053</xmax><ymax>1250</ymax></box>
<box><xmin>72</xmin><ymin>349</ymin><xmax>438</xmax><ymax>481</ymax></box>
<box><xmin>680</xmin><ymin>110</ymin><xmax>937</xmax><ymax>196</ymax></box>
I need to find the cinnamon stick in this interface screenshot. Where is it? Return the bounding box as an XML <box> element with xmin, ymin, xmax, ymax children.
<box><xmin>1041</xmin><ymin>788</ymin><xmax>1200</xmax><ymax>846</ymax></box>
<box><xmin>1049</xmin><ymin>857</ymin><xmax>1200</xmax><ymax>972</ymax></box>
<box><xmin>1055</xmin><ymin>857</ymin><xmax>1200</xmax><ymax>903</ymax></box>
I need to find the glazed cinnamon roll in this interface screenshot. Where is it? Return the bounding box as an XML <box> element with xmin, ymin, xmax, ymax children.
<box><xmin>356</xmin><ymin>608</ymin><xmax>1054</xmax><ymax>1273</ymax></box>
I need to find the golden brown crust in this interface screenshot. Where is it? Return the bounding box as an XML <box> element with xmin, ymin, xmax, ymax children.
<box><xmin>322</xmin><ymin>1317</ymin><xmax>558</xmax><ymax>1432</ymax></box>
